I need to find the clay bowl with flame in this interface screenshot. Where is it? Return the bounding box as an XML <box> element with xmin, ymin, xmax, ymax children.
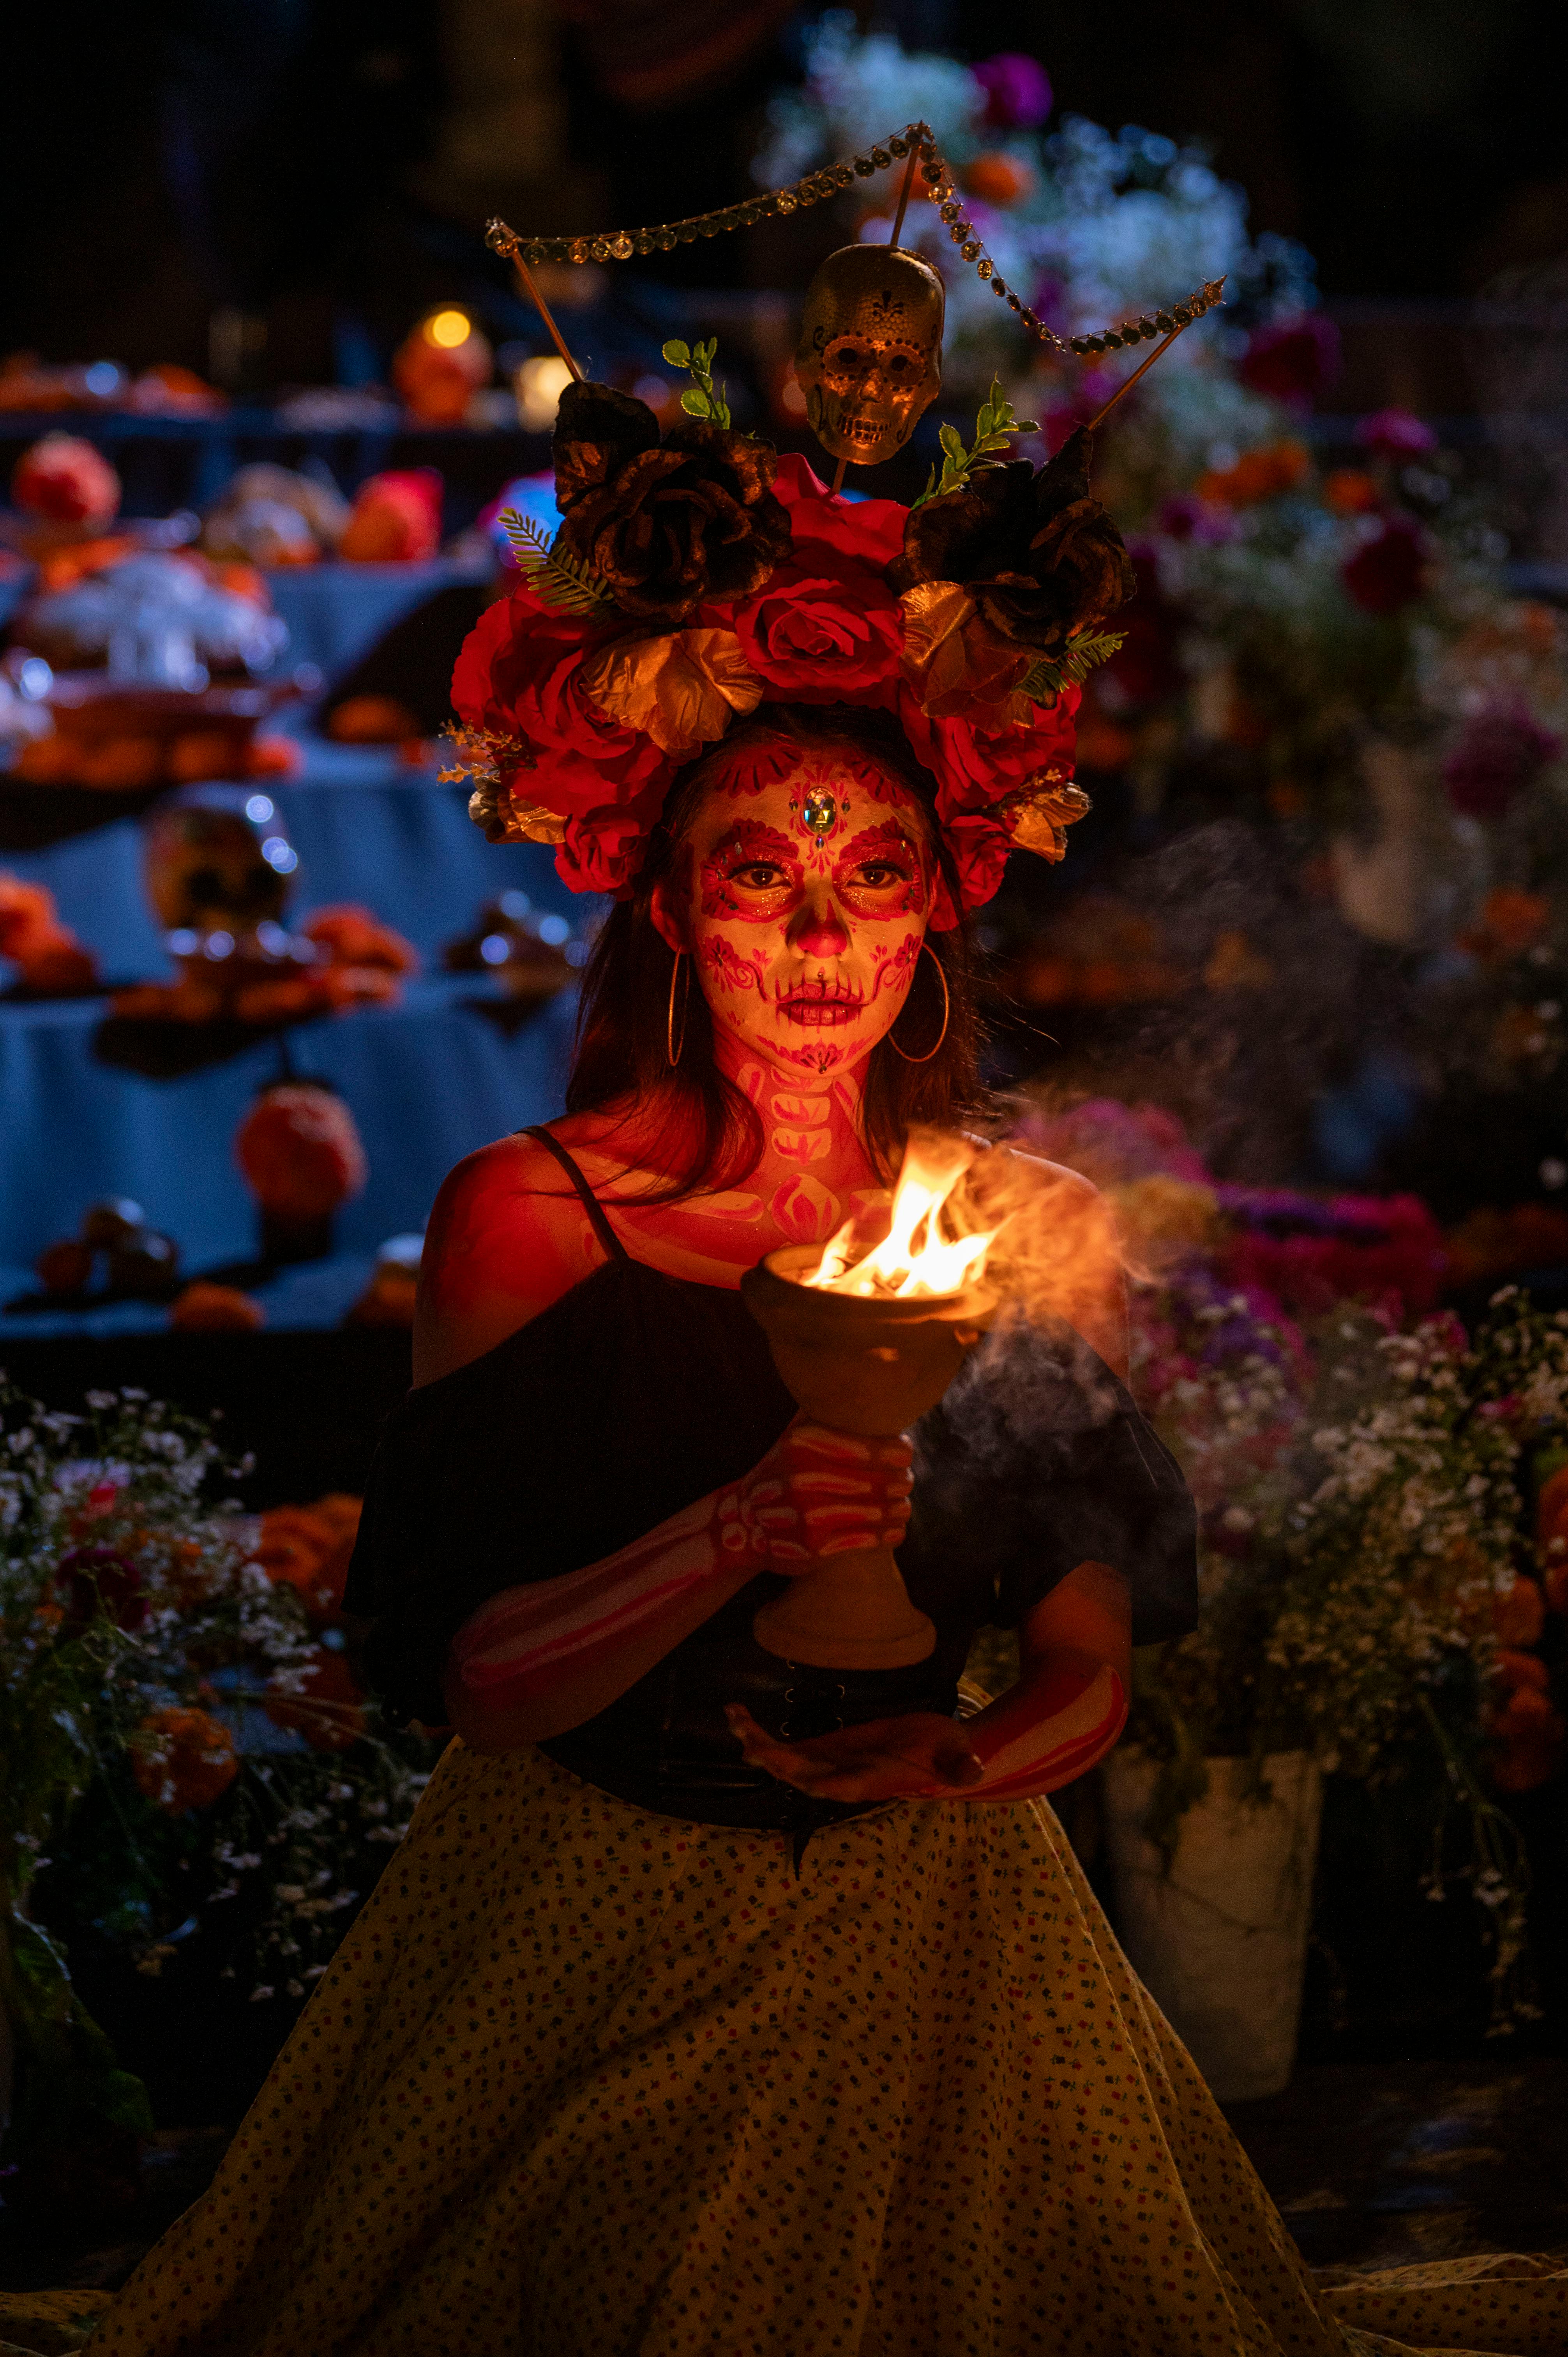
<box><xmin>741</xmin><ymin>1232</ymin><xmax>997</xmax><ymax>1671</ymax></box>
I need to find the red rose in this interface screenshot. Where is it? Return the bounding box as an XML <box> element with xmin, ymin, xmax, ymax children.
<box><xmin>552</xmin><ymin>796</ymin><xmax>671</xmax><ymax>897</ymax></box>
<box><xmin>1341</xmin><ymin>515</ymin><xmax>1427</xmax><ymax>615</ymax></box>
<box><xmin>731</xmin><ymin>569</ymin><xmax>902</xmax><ymax>700</ymax></box>
<box><xmin>932</xmin><ymin>813</ymin><xmax>1014</xmax><ymax>928</ymax></box>
<box><xmin>898</xmin><ymin>681</ymin><xmax>1080</xmax><ymax>814</ymax></box>
<box><xmin>772</xmin><ymin>454</ymin><xmax>908</xmax><ymax>572</ymax></box>
<box><xmin>453</xmin><ymin>593</ymin><xmax>673</xmax><ymax>822</ymax></box>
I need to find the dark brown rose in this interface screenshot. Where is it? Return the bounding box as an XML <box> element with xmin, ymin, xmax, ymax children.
<box><xmin>887</xmin><ymin>426</ymin><xmax>1134</xmax><ymax>660</ymax></box>
<box><xmin>553</xmin><ymin>410</ymin><xmax>791</xmax><ymax>627</ymax></box>
<box><xmin>551</xmin><ymin>380</ymin><xmax>660</xmax><ymax>514</ymax></box>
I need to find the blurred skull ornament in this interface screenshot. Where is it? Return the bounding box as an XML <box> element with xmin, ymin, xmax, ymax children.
<box><xmin>144</xmin><ymin>802</ymin><xmax>293</xmax><ymax>936</ymax></box>
<box><xmin>795</xmin><ymin>246</ymin><xmax>945</xmax><ymax>469</ymax></box>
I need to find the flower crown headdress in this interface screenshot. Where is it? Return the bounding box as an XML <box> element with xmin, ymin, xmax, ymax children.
<box><xmin>447</xmin><ymin>121</ymin><xmax>1218</xmax><ymax>924</ymax></box>
<box><xmin>446</xmin><ymin>374</ymin><xmax>1134</xmax><ymax>926</ymax></box>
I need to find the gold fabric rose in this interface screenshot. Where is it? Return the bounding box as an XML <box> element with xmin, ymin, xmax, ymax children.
<box><xmin>581</xmin><ymin>628</ymin><xmax>764</xmax><ymax>758</ymax></box>
<box><xmin>999</xmin><ymin>770</ymin><xmax>1093</xmax><ymax>862</ymax></box>
<box><xmin>899</xmin><ymin>580</ymin><xmax>1033</xmax><ymax>717</ymax></box>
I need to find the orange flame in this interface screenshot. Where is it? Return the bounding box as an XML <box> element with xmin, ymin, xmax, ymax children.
<box><xmin>804</xmin><ymin>1127</ymin><xmax>998</xmax><ymax>1299</ymax></box>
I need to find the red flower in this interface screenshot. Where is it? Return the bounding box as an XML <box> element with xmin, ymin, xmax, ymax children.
<box><xmin>730</xmin><ymin>569</ymin><xmax>902</xmax><ymax>700</ymax></box>
<box><xmin>772</xmin><ymin>454</ymin><xmax>908</xmax><ymax>571</ymax></box>
<box><xmin>898</xmin><ymin>682</ymin><xmax>1080</xmax><ymax>816</ymax></box>
<box><xmin>1356</xmin><ymin>407</ymin><xmax>1437</xmax><ymax>460</ymax></box>
<box><xmin>339</xmin><ymin>469</ymin><xmax>443</xmax><ymax>563</ymax></box>
<box><xmin>1341</xmin><ymin>515</ymin><xmax>1427</xmax><ymax>615</ymax></box>
<box><xmin>553</xmin><ymin>797</ymin><xmax>671</xmax><ymax>897</ymax></box>
<box><xmin>452</xmin><ymin>591</ymin><xmax>673</xmax><ymax>822</ymax></box>
<box><xmin>932</xmin><ymin>812</ymin><xmax>1014</xmax><ymax>926</ymax></box>
<box><xmin>1442</xmin><ymin>705</ymin><xmax>1561</xmax><ymax>820</ymax></box>
<box><xmin>1238</xmin><ymin>314</ymin><xmax>1341</xmax><ymax>405</ymax></box>
<box><xmin>55</xmin><ymin>1546</ymin><xmax>146</xmax><ymax>1634</ymax></box>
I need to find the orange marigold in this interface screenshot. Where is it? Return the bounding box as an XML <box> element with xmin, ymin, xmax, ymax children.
<box><xmin>255</xmin><ymin>1495</ymin><xmax>361</xmax><ymax>1623</ymax></box>
<box><xmin>130</xmin><ymin>1706</ymin><xmax>238</xmax><ymax>1813</ymax></box>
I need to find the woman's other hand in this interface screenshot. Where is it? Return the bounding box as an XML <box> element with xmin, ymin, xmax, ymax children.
<box><xmin>715</xmin><ymin>1418</ymin><xmax>913</xmax><ymax>1569</ymax></box>
<box><xmin>724</xmin><ymin>1705</ymin><xmax>982</xmax><ymax>1801</ymax></box>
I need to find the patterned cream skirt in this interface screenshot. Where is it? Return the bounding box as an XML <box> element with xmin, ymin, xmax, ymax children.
<box><xmin>89</xmin><ymin>1740</ymin><xmax>1567</xmax><ymax>2357</ymax></box>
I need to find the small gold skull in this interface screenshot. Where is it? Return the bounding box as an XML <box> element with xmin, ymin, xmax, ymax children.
<box><xmin>795</xmin><ymin>246</ymin><xmax>945</xmax><ymax>470</ymax></box>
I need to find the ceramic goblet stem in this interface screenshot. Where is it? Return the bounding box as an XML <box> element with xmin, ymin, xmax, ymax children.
<box><xmin>740</xmin><ymin>1244</ymin><xmax>996</xmax><ymax>1670</ymax></box>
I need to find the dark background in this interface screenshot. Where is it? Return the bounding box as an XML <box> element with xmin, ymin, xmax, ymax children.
<box><xmin>5</xmin><ymin>0</ymin><xmax>1567</xmax><ymax>385</ymax></box>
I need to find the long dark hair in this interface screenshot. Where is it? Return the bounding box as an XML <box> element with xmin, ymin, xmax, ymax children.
<box><xmin>566</xmin><ymin>702</ymin><xmax>989</xmax><ymax>1199</ymax></box>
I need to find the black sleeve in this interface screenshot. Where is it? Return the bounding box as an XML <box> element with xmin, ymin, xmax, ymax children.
<box><xmin>907</xmin><ymin>1307</ymin><xmax>1198</xmax><ymax>1647</ymax></box>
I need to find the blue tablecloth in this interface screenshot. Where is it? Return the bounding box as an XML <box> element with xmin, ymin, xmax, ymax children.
<box><xmin>0</xmin><ymin>969</ymin><xmax>577</xmax><ymax>1329</ymax></box>
<box><xmin>1</xmin><ymin>716</ymin><xmax>587</xmax><ymax>1323</ymax></box>
<box><xmin>3</xmin><ymin>744</ymin><xmax>570</xmax><ymax>976</ymax></box>
<box><xmin>265</xmin><ymin>559</ymin><xmax>496</xmax><ymax>680</ymax></box>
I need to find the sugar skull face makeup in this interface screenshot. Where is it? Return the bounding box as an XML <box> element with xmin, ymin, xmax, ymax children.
<box><xmin>660</xmin><ymin>746</ymin><xmax>934</xmax><ymax>1079</ymax></box>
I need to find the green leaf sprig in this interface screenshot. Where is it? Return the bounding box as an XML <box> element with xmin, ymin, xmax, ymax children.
<box><xmin>1018</xmin><ymin>626</ymin><xmax>1128</xmax><ymax>704</ymax></box>
<box><xmin>913</xmin><ymin>376</ymin><xmax>1038</xmax><ymax>508</ymax></box>
<box><xmin>662</xmin><ymin>337</ymin><xmax>732</xmax><ymax>429</ymax></box>
<box><xmin>499</xmin><ymin>510</ymin><xmax>616</xmax><ymax>618</ymax></box>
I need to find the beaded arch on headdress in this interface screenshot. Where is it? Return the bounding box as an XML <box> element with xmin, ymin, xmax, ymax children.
<box><xmin>483</xmin><ymin>125</ymin><xmax>1225</xmax><ymax>375</ymax></box>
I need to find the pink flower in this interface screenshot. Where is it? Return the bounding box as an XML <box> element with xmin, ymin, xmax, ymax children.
<box><xmin>973</xmin><ymin>51</ymin><xmax>1053</xmax><ymax>131</ymax></box>
<box><xmin>1356</xmin><ymin>407</ymin><xmax>1437</xmax><ymax>460</ymax></box>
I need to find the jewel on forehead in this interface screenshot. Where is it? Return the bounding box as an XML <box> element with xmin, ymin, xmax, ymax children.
<box><xmin>801</xmin><ymin>787</ymin><xmax>838</xmax><ymax>843</ymax></box>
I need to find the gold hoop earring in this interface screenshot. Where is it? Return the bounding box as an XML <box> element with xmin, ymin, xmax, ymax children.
<box><xmin>888</xmin><ymin>942</ymin><xmax>950</xmax><ymax>1064</ymax></box>
<box><xmin>666</xmin><ymin>951</ymin><xmax>690</xmax><ymax>1068</ymax></box>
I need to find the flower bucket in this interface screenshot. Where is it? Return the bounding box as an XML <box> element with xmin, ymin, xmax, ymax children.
<box><xmin>1102</xmin><ymin>1749</ymin><xmax>1322</xmax><ymax>2101</ymax></box>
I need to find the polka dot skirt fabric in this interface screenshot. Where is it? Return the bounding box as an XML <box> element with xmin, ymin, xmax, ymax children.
<box><xmin>91</xmin><ymin>1742</ymin><xmax>1568</xmax><ymax>2356</ymax></box>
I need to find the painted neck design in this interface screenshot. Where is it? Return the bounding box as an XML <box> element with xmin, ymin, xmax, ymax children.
<box><xmin>710</xmin><ymin>1025</ymin><xmax>887</xmax><ymax>1250</ymax></box>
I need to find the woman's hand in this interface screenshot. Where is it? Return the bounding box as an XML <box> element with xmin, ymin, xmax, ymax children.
<box><xmin>724</xmin><ymin>1705</ymin><xmax>982</xmax><ymax>1801</ymax></box>
<box><xmin>715</xmin><ymin>1418</ymin><xmax>913</xmax><ymax>1569</ymax></box>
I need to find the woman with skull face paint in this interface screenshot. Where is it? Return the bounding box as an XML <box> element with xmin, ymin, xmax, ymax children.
<box><xmin>99</xmin><ymin>388</ymin><xmax>1511</xmax><ymax>2357</ymax></box>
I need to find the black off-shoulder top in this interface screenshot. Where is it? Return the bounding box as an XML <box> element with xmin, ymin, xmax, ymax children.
<box><xmin>343</xmin><ymin>1131</ymin><xmax>1197</xmax><ymax>1841</ymax></box>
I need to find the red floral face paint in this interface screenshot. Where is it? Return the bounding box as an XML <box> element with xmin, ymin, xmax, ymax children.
<box><xmin>833</xmin><ymin>819</ymin><xmax>930</xmax><ymax>918</ymax></box>
<box><xmin>678</xmin><ymin>753</ymin><xmax>934</xmax><ymax>1120</ymax></box>
<box><xmin>698</xmin><ymin>820</ymin><xmax>801</xmax><ymax>919</ymax></box>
